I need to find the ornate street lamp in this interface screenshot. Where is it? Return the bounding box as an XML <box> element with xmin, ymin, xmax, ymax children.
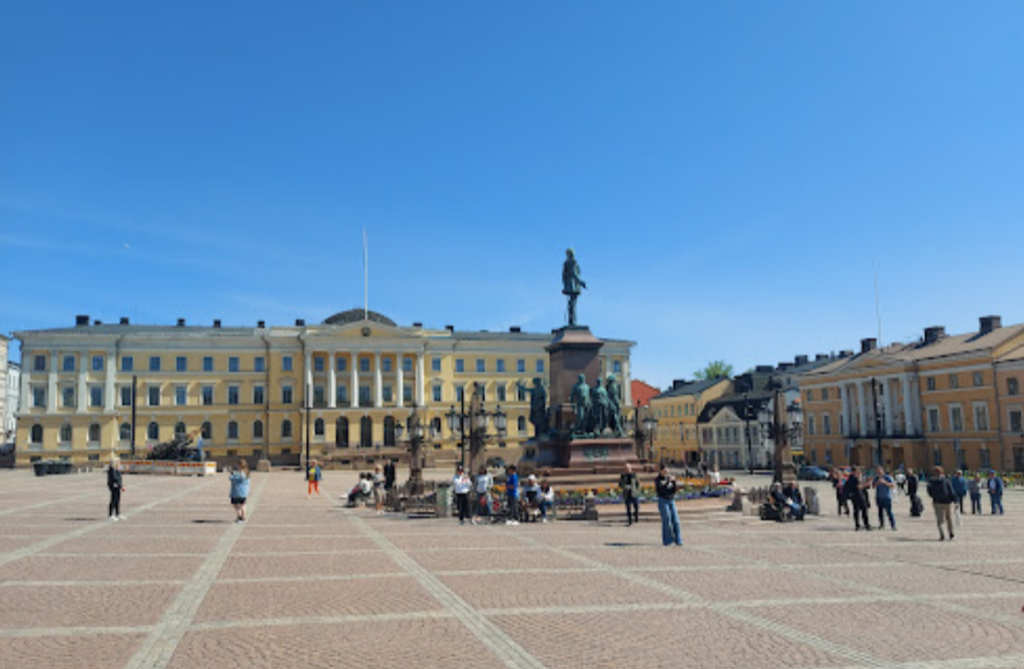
<box><xmin>396</xmin><ymin>404</ymin><xmax>434</xmax><ymax>496</ymax></box>
<box><xmin>642</xmin><ymin>413</ymin><xmax>659</xmax><ymax>463</ymax></box>
<box><xmin>446</xmin><ymin>385</ymin><xmax>507</xmax><ymax>470</ymax></box>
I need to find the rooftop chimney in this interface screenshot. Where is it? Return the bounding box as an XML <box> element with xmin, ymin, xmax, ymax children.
<box><xmin>815</xmin><ymin>354</ymin><xmax>829</xmax><ymax>361</ymax></box>
<box><xmin>94</xmin><ymin>319</ymin><xmax>102</xmax><ymax>325</ymax></box>
<box><xmin>176</xmin><ymin>318</ymin><xmax>186</xmax><ymax>327</ymax></box>
<box><xmin>257</xmin><ymin>320</ymin><xmax>266</xmax><ymax>329</ymax></box>
<box><xmin>445</xmin><ymin>325</ymin><xmax>454</xmax><ymax>332</ymax></box>
<box><xmin>412</xmin><ymin>322</ymin><xmax>423</xmax><ymax>328</ymax></box>
<box><xmin>672</xmin><ymin>379</ymin><xmax>688</xmax><ymax>390</ymax></box>
<box><xmin>509</xmin><ymin>326</ymin><xmax>521</xmax><ymax>333</ymax></box>
<box><xmin>861</xmin><ymin>338</ymin><xmax>877</xmax><ymax>353</ymax></box>
<box><xmin>980</xmin><ymin>315</ymin><xmax>1002</xmax><ymax>335</ymax></box>
<box><xmin>119</xmin><ymin>317</ymin><xmax>130</xmax><ymax>325</ymax></box>
<box><xmin>923</xmin><ymin>326</ymin><xmax>946</xmax><ymax>345</ymax></box>
<box><xmin>755</xmin><ymin>365</ymin><xmax>773</xmax><ymax>373</ymax></box>
<box><xmin>778</xmin><ymin>362</ymin><xmax>793</xmax><ymax>371</ymax></box>
<box><xmin>295</xmin><ymin>319</ymin><xmax>305</xmax><ymax>327</ymax></box>
<box><xmin>839</xmin><ymin>350</ymin><xmax>854</xmax><ymax>358</ymax></box>
<box><xmin>75</xmin><ymin>314</ymin><xmax>89</xmax><ymax>326</ymax></box>
<box><xmin>213</xmin><ymin>319</ymin><xmax>222</xmax><ymax>329</ymax></box>
<box><xmin>794</xmin><ymin>355</ymin><xmax>809</xmax><ymax>366</ymax></box>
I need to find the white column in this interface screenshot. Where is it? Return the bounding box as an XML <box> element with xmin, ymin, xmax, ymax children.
<box><xmin>47</xmin><ymin>353</ymin><xmax>57</xmax><ymax>411</ymax></box>
<box><xmin>396</xmin><ymin>355</ymin><xmax>405</xmax><ymax>408</ymax></box>
<box><xmin>328</xmin><ymin>352</ymin><xmax>337</xmax><ymax>409</ymax></box>
<box><xmin>304</xmin><ymin>351</ymin><xmax>313</xmax><ymax>408</ymax></box>
<box><xmin>350</xmin><ymin>353</ymin><xmax>359</xmax><ymax>408</ymax></box>
<box><xmin>856</xmin><ymin>382</ymin><xmax>867</xmax><ymax>437</ymax></box>
<box><xmin>883</xmin><ymin>378</ymin><xmax>894</xmax><ymax>436</ymax></box>
<box><xmin>840</xmin><ymin>385</ymin><xmax>851</xmax><ymax>437</ymax></box>
<box><xmin>374</xmin><ymin>352</ymin><xmax>383</xmax><ymax>408</ymax></box>
<box><xmin>623</xmin><ymin>358</ymin><xmax>632</xmax><ymax>407</ymax></box>
<box><xmin>104</xmin><ymin>352</ymin><xmax>116</xmax><ymax>412</ymax></box>
<box><xmin>416</xmin><ymin>353</ymin><xmax>425</xmax><ymax>406</ymax></box>
<box><xmin>20</xmin><ymin>355</ymin><xmax>30</xmax><ymax>414</ymax></box>
<box><xmin>902</xmin><ymin>374</ymin><xmax>915</xmax><ymax>436</ymax></box>
<box><xmin>76</xmin><ymin>353</ymin><xmax>87</xmax><ymax>414</ymax></box>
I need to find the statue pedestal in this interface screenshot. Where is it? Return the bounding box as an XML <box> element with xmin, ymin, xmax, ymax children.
<box><xmin>562</xmin><ymin>437</ymin><xmax>639</xmax><ymax>472</ymax></box>
<box><xmin>546</xmin><ymin>326</ymin><xmax>604</xmax><ymax>424</ymax></box>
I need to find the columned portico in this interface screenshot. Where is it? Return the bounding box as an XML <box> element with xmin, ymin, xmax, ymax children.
<box><xmin>104</xmin><ymin>352</ymin><xmax>116</xmax><ymax>412</ymax></box>
<box><xmin>350</xmin><ymin>353</ymin><xmax>359</xmax><ymax>408</ymax></box>
<box><xmin>374</xmin><ymin>352</ymin><xmax>383</xmax><ymax>408</ymax></box>
<box><xmin>396</xmin><ymin>357</ymin><xmax>404</xmax><ymax>408</ymax></box>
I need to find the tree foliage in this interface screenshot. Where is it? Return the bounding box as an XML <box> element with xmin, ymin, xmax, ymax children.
<box><xmin>694</xmin><ymin>360</ymin><xmax>733</xmax><ymax>381</ymax></box>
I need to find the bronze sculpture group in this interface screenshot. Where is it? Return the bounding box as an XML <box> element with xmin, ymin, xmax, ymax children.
<box><xmin>570</xmin><ymin>373</ymin><xmax>625</xmax><ymax>438</ymax></box>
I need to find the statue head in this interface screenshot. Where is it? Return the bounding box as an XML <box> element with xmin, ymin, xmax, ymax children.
<box><xmin>577</xmin><ymin>373</ymin><xmax>586</xmax><ymax>383</ymax></box>
<box><xmin>566</xmin><ymin>248</ymin><xmax>574</xmax><ymax>259</ymax></box>
<box><xmin>595</xmin><ymin>378</ymin><xmax>603</xmax><ymax>387</ymax></box>
<box><xmin>533</xmin><ymin>377</ymin><xmax>543</xmax><ymax>386</ymax></box>
<box><xmin>606</xmin><ymin>373</ymin><xmax>616</xmax><ymax>382</ymax></box>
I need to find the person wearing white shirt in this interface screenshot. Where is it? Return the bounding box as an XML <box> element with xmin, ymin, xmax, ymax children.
<box><xmin>452</xmin><ymin>465</ymin><xmax>473</xmax><ymax>525</ymax></box>
<box><xmin>474</xmin><ymin>465</ymin><xmax>493</xmax><ymax>525</ymax></box>
<box><xmin>539</xmin><ymin>481</ymin><xmax>555</xmax><ymax>523</ymax></box>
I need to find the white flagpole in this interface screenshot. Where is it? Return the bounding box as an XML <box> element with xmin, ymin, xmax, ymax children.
<box><xmin>363</xmin><ymin>229</ymin><xmax>369</xmax><ymax>320</ymax></box>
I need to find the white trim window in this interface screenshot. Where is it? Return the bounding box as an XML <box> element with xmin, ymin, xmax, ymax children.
<box><xmin>973</xmin><ymin>402</ymin><xmax>990</xmax><ymax>431</ymax></box>
<box><xmin>949</xmin><ymin>404</ymin><xmax>964</xmax><ymax>432</ymax></box>
<box><xmin>927</xmin><ymin>406</ymin><xmax>941</xmax><ymax>433</ymax></box>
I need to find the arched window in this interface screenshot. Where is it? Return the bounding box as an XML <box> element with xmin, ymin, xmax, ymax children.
<box><xmin>314</xmin><ymin>418</ymin><xmax>325</xmax><ymax>436</ymax></box>
<box><xmin>202</xmin><ymin>422</ymin><xmax>212</xmax><ymax>440</ymax></box>
<box><xmin>174</xmin><ymin>422</ymin><xmax>187</xmax><ymax>439</ymax></box>
<box><xmin>119</xmin><ymin>423</ymin><xmax>132</xmax><ymax>441</ymax></box>
<box><xmin>360</xmin><ymin>416</ymin><xmax>372</xmax><ymax>448</ymax></box>
<box><xmin>336</xmin><ymin>417</ymin><xmax>349</xmax><ymax>448</ymax></box>
<box><xmin>227</xmin><ymin>421</ymin><xmax>238</xmax><ymax>440</ymax></box>
<box><xmin>60</xmin><ymin>423</ymin><xmax>73</xmax><ymax>442</ymax></box>
<box><xmin>253</xmin><ymin>420</ymin><xmax>264</xmax><ymax>439</ymax></box>
<box><xmin>384</xmin><ymin>416</ymin><xmax>396</xmax><ymax>446</ymax></box>
<box><xmin>517</xmin><ymin>416</ymin><xmax>527</xmax><ymax>433</ymax></box>
<box><xmin>147</xmin><ymin>422</ymin><xmax>159</xmax><ymax>440</ymax></box>
<box><xmin>31</xmin><ymin>424</ymin><xmax>43</xmax><ymax>444</ymax></box>
<box><xmin>282</xmin><ymin>419</ymin><xmax>293</xmax><ymax>438</ymax></box>
<box><xmin>88</xmin><ymin>423</ymin><xmax>101</xmax><ymax>442</ymax></box>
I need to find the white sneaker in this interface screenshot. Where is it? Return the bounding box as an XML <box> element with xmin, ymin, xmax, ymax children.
<box><xmin>110</xmin><ymin>515</ymin><xmax>118</xmax><ymax>521</ymax></box>
<box><xmin>542</xmin><ymin>518</ymin><xmax>548</xmax><ymax>523</ymax></box>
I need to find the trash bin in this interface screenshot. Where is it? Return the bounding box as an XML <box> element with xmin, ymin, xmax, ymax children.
<box><xmin>435</xmin><ymin>482</ymin><xmax>451</xmax><ymax>518</ymax></box>
<box><xmin>46</xmin><ymin>461</ymin><xmax>59</xmax><ymax>475</ymax></box>
<box><xmin>59</xmin><ymin>461</ymin><xmax>72</xmax><ymax>474</ymax></box>
<box><xmin>33</xmin><ymin>461</ymin><xmax>48</xmax><ymax>477</ymax></box>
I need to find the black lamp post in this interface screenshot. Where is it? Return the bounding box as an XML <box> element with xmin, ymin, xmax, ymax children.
<box><xmin>642</xmin><ymin>412</ymin><xmax>658</xmax><ymax>463</ymax></box>
<box><xmin>743</xmin><ymin>394</ymin><xmax>755</xmax><ymax>475</ymax></box>
<box><xmin>871</xmin><ymin>377</ymin><xmax>884</xmax><ymax>467</ymax></box>
<box><xmin>396</xmin><ymin>404</ymin><xmax>435</xmax><ymax>495</ymax></box>
<box><xmin>446</xmin><ymin>385</ymin><xmax>507</xmax><ymax>470</ymax></box>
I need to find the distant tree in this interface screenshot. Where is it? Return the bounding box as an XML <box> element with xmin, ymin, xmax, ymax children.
<box><xmin>694</xmin><ymin>360</ymin><xmax>733</xmax><ymax>381</ymax></box>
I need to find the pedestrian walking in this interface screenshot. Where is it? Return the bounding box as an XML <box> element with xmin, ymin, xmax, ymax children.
<box><xmin>987</xmin><ymin>470</ymin><xmax>1005</xmax><ymax>515</ymax></box>
<box><xmin>872</xmin><ymin>466</ymin><xmax>896</xmax><ymax>530</ymax></box>
<box><xmin>505</xmin><ymin>465</ymin><xmax>520</xmax><ymax>525</ymax></box>
<box><xmin>969</xmin><ymin>473</ymin><xmax>983</xmax><ymax>514</ymax></box>
<box><xmin>655</xmin><ymin>465</ymin><xmax>682</xmax><ymax>546</ymax></box>
<box><xmin>846</xmin><ymin>466</ymin><xmax>871</xmax><ymax>531</ymax></box>
<box><xmin>229</xmin><ymin>459</ymin><xmax>250</xmax><ymax>523</ymax></box>
<box><xmin>107</xmin><ymin>456</ymin><xmax>125</xmax><ymax>521</ymax></box>
<box><xmin>618</xmin><ymin>463</ymin><xmax>640</xmax><ymax>526</ymax></box>
<box><xmin>307</xmin><ymin>459</ymin><xmax>322</xmax><ymax>498</ymax></box>
<box><xmin>383</xmin><ymin>459</ymin><xmax>396</xmax><ymax>491</ymax></box>
<box><xmin>895</xmin><ymin>468</ymin><xmax>907</xmax><ymax>495</ymax></box>
<box><xmin>474</xmin><ymin>465</ymin><xmax>493</xmax><ymax>524</ymax></box>
<box><xmin>452</xmin><ymin>465</ymin><xmax>472</xmax><ymax>524</ymax></box>
<box><xmin>830</xmin><ymin>468</ymin><xmax>850</xmax><ymax>516</ymax></box>
<box><xmin>951</xmin><ymin>470</ymin><xmax>968</xmax><ymax>514</ymax></box>
<box><xmin>926</xmin><ymin>466</ymin><xmax>956</xmax><ymax>541</ymax></box>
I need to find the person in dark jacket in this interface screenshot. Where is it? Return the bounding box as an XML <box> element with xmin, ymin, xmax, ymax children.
<box><xmin>619</xmin><ymin>463</ymin><xmax>641</xmax><ymax>526</ymax></box>
<box><xmin>830</xmin><ymin>468</ymin><xmax>850</xmax><ymax>516</ymax></box>
<box><xmin>107</xmin><ymin>456</ymin><xmax>125</xmax><ymax>521</ymax></box>
<box><xmin>950</xmin><ymin>470</ymin><xmax>968</xmax><ymax>514</ymax></box>
<box><xmin>655</xmin><ymin>465</ymin><xmax>682</xmax><ymax>546</ymax></box>
<box><xmin>846</xmin><ymin>466</ymin><xmax>870</xmax><ymax>531</ymax></box>
<box><xmin>926</xmin><ymin>466</ymin><xmax>956</xmax><ymax>541</ymax></box>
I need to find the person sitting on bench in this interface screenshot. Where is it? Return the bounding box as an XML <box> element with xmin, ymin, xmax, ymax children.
<box><xmin>770</xmin><ymin>482</ymin><xmax>803</xmax><ymax>520</ymax></box>
<box><xmin>522</xmin><ymin>474</ymin><xmax>542</xmax><ymax>521</ymax></box>
<box><xmin>538</xmin><ymin>481</ymin><xmax>555</xmax><ymax>523</ymax></box>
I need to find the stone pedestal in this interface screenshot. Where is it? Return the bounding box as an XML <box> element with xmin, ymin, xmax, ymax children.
<box><xmin>256</xmin><ymin>459</ymin><xmax>272</xmax><ymax>473</ymax></box>
<box><xmin>562</xmin><ymin>437</ymin><xmax>638</xmax><ymax>470</ymax></box>
<box><xmin>546</xmin><ymin>326</ymin><xmax>604</xmax><ymax>431</ymax></box>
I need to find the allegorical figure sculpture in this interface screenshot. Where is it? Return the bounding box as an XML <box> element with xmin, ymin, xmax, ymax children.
<box><xmin>570</xmin><ymin>373</ymin><xmax>592</xmax><ymax>434</ymax></box>
<box><xmin>517</xmin><ymin>377</ymin><xmax>549</xmax><ymax>437</ymax></box>
<box><xmin>589</xmin><ymin>377</ymin><xmax>611</xmax><ymax>435</ymax></box>
<box><xmin>562</xmin><ymin>248</ymin><xmax>587</xmax><ymax>327</ymax></box>
<box><xmin>605</xmin><ymin>373</ymin><xmax>624</xmax><ymax>436</ymax></box>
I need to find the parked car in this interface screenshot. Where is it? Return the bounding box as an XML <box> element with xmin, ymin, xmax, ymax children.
<box><xmin>797</xmin><ymin>465</ymin><xmax>830</xmax><ymax>481</ymax></box>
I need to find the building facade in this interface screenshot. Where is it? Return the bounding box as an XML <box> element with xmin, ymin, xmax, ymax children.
<box><xmin>4</xmin><ymin>361</ymin><xmax>18</xmax><ymax>444</ymax></box>
<box><xmin>649</xmin><ymin>378</ymin><xmax>731</xmax><ymax>464</ymax></box>
<box><xmin>0</xmin><ymin>335</ymin><xmax>8</xmax><ymax>443</ymax></box>
<box><xmin>800</xmin><ymin>316</ymin><xmax>1024</xmax><ymax>472</ymax></box>
<box><xmin>14</xmin><ymin>311</ymin><xmax>633</xmax><ymax>467</ymax></box>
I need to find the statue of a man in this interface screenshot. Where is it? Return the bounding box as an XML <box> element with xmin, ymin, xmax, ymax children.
<box><xmin>517</xmin><ymin>377</ymin><xmax>549</xmax><ymax>437</ymax></box>
<box><xmin>590</xmin><ymin>377</ymin><xmax>611</xmax><ymax>435</ymax></box>
<box><xmin>562</xmin><ymin>248</ymin><xmax>587</xmax><ymax>327</ymax></box>
<box><xmin>570</xmin><ymin>373</ymin><xmax>591</xmax><ymax>434</ymax></box>
<box><xmin>606</xmin><ymin>373</ymin><xmax>623</xmax><ymax>436</ymax></box>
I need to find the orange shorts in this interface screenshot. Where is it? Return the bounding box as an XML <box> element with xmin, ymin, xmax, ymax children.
<box><xmin>308</xmin><ymin>480</ymin><xmax>319</xmax><ymax>494</ymax></box>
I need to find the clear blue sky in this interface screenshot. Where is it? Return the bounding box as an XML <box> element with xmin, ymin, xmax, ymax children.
<box><xmin>2</xmin><ymin>2</ymin><xmax>1023</xmax><ymax>389</ymax></box>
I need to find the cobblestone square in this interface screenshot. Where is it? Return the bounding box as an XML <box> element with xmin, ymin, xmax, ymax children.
<box><xmin>3</xmin><ymin>470</ymin><xmax>1024</xmax><ymax>669</ymax></box>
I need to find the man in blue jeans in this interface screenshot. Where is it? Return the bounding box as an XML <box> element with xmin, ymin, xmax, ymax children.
<box><xmin>987</xmin><ymin>470</ymin><xmax>1005</xmax><ymax>515</ymax></box>
<box><xmin>655</xmin><ymin>465</ymin><xmax>682</xmax><ymax>546</ymax></box>
<box><xmin>872</xmin><ymin>466</ymin><xmax>896</xmax><ymax>530</ymax></box>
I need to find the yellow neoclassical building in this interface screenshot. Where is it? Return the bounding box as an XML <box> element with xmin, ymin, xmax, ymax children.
<box><xmin>14</xmin><ymin>310</ymin><xmax>634</xmax><ymax>468</ymax></box>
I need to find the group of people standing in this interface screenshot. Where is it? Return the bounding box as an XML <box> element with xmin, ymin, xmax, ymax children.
<box><xmin>451</xmin><ymin>464</ymin><xmax>555</xmax><ymax>525</ymax></box>
<box><xmin>830</xmin><ymin>465</ymin><xmax>1006</xmax><ymax>540</ymax></box>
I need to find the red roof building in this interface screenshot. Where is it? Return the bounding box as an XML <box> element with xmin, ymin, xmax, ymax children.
<box><xmin>631</xmin><ymin>379</ymin><xmax>661</xmax><ymax>408</ymax></box>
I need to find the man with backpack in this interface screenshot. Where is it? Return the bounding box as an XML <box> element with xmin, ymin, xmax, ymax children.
<box><xmin>926</xmin><ymin>466</ymin><xmax>957</xmax><ymax>541</ymax></box>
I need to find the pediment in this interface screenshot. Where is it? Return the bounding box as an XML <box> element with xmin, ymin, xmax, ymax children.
<box><xmin>305</xmin><ymin>320</ymin><xmax>425</xmax><ymax>342</ymax></box>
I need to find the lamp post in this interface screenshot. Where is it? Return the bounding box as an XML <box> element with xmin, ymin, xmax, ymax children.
<box><xmin>396</xmin><ymin>404</ymin><xmax>434</xmax><ymax>496</ymax></box>
<box><xmin>743</xmin><ymin>394</ymin><xmax>755</xmax><ymax>475</ymax></box>
<box><xmin>446</xmin><ymin>384</ymin><xmax>507</xmax><ymax>471</ymax></box>
<box><xmin>870</xmin><ymin>377</ymin><xmax>884</xmax><ymax>467</ymax></box>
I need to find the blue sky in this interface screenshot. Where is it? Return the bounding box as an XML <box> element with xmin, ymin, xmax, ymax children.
<box><xmin>2</xmin><ymin>2</ymin><xmax>1023</xmax><ymax>389</ymax></box>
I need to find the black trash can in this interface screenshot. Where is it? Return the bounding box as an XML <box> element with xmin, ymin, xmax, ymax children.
<box><xmin>59</xmin><ymin>462</ymin><xmax>72</xmax><ymax>474</ymax></box>
<box><xmin>33</xmin><ymin>461</ymin><xmax>48</xmax><ymax>477</ymax></box>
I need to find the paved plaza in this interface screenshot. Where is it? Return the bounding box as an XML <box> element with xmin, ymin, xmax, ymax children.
<box><xmin>2</xmin><ymin>469</ymin><xmax>1024</xmax><ymax>669</ymax></box>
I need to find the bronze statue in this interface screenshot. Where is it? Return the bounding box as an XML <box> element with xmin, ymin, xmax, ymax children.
<box><xmin>570</xmin><ymin>373</ymin><xmax>591</xmax><ymax>434</ymax></box>
<box><xmin>562</xmin><ymin>248</ymin><xmax>586</xmax><ymax>327</ymax></box>
<box><xmin>589</xmin><ymin>377</ymin><xmax>611</xmax><ymax>435</ymax></box>
<box><xmin>517</xmin><ymin>377</ymin><xmax>550</xmax><ymax>437</ymax></box>
<box><xmin>606</xmin><ymin>373</ymin><xmax>624</xmax><ymax>436</ymax></box>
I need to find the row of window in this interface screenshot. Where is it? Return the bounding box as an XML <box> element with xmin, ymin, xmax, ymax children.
<box><xmin>28</xmin><ymin>414</ymin><xmax>534</xmax><ymax>447</ymax></box>
<box><xmin>654</xmin><ymin>403</ymin><xmax>695</xmax><ymax>419</ymax></box>
<box><xmin>810</xmin><ymin>444</ymin><xmax>993</xmax><ymax>470</ymax></box>
<box><xmin>807</xmin><ymin>375</ymin><xmax>1022</xmax><ymax>403</ymax></box>
<box><xmin>806</xmin><ymin>403</ymin><xmax>1003</xmax><ymax>436</ymax></box>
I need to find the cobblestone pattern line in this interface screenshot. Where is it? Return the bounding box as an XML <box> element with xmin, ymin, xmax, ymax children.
<box><xmin>120</xmin><ymin>475</ymin><xmax>267</xmax><ymax>669</ymax></box>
